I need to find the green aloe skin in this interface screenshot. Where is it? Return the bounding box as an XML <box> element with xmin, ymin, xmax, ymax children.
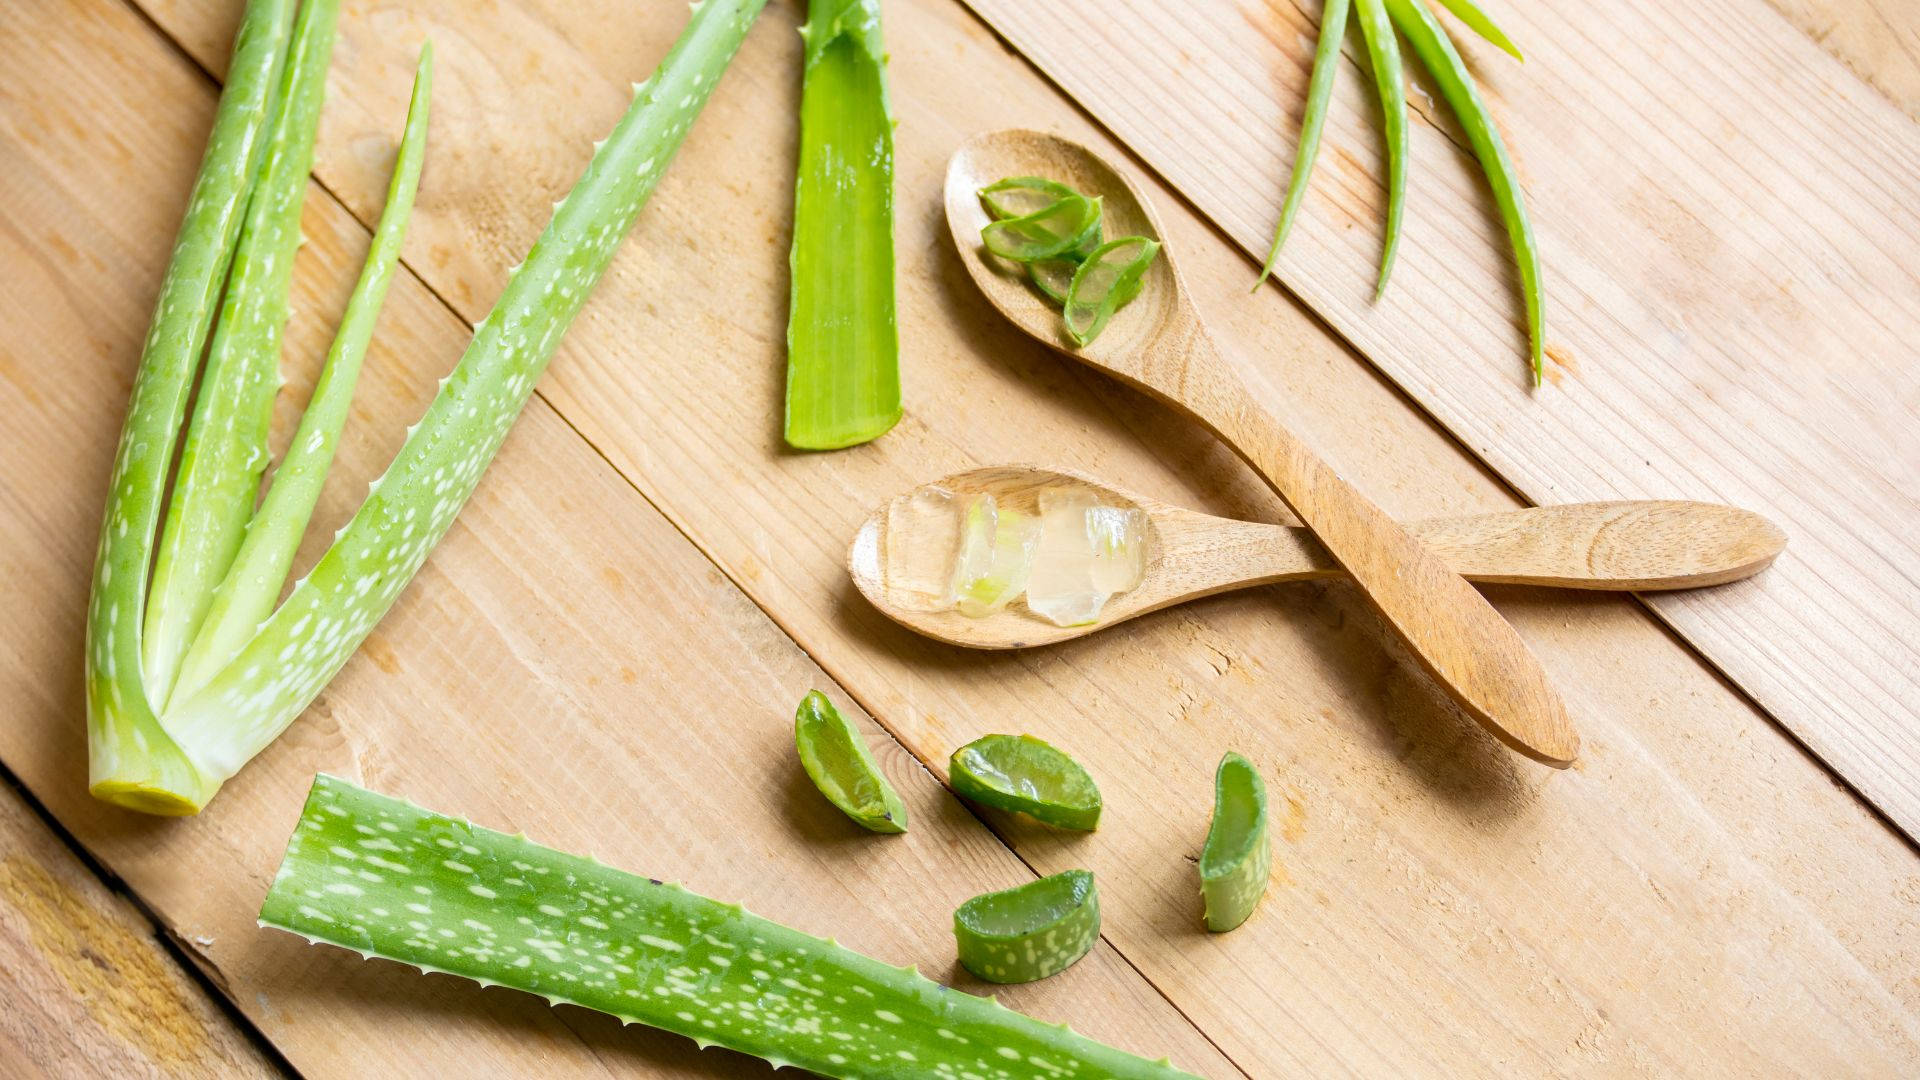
<box><xmin>950</xmin><ymin>734</ymin><xmax>1104</xmax><ymax>831</ymax></box>
<box><xmin>262</xmin><ymin>775</ymin><xmax>1200</xmax><ymax>1079</ymax></box>
<box><xmin>785</xmin><ymin>0</ymin><xmax>902</xmax><ymax>450</ymax></box>
<box><xmin>794</xmin><ymin>690</ymin><xmax>909</xmax><ymax>834</ymax></box>
<box><xmin>86</xmin><ymin>0</ymin><xmax>770</xmax><ymax>814</ymax></box>
<box><xmin>953</xmin><ymin>870</ymin><xmax>1102</xmax><ymax>984</ymax></box>
<box><xmin>1198</xmin><ymin>752</ymin><xmax>1271</xmax><ymax>933</ymax></box>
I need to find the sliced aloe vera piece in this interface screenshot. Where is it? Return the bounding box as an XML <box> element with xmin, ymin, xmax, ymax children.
<box><xmin>263</xmin><ymin>775</ymin><xmax>1198</xmax><ymax>1078</ymax></box>
<box><xmin>1065</xmin><ymin>236</ymin><xmax>1160</xmax><ymax>346</ymax></box>
<box><xmin>978</xmin><ymin>175</ymin><xmax>1082</xmax><ymax>220</ymax></box>
<box><xmin>1028</xmin><ymin>257</ymin><xmax>1078</xmax><ymax>304</ymax></box>
<box><xmin>954</xmin><ymin>869</ymin><xmax>1101</xmax><ymax>984</ymax></box>
<box><xmin>947</xmin><ymin>494</ymin><xmax>1040</xmax><ymax>616</ymax></box>
<box><xmin>950</xmin><ymin>734</ymin><xmax>1102</xmax><ymax>830</ymax></box>
<box><xmin>980</xmin><ymin>194</ymin><xmax>1101</xmax><ymax>262</ymax></box>
<box><xmin>794</xmin><ymin>690</ymin><xmax>908</xmax><ymax>834</ymax></box>
<box><xmin>1198</xmin><ymin>751</ymin><xmax>1271</xmax><ymax>933</ymax></box>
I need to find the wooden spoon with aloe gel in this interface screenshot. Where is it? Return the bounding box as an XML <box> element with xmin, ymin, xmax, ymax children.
<box><xmin>849</xmin><ymin>465</ymin><xmax>1785</xmax><ymax>650</ymax></box>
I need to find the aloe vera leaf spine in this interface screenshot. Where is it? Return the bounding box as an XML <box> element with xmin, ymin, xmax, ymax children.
<box><xmin>1255</xmin><ymin>0</ymin><xmax>1351</xmax><ymax>287</ymax></box>
<box><xmin>785</xmin><ymin>0</ymin><xmax>902</xmax><ymax>450</ymax></box>
<box><xmin>263</xmin><ymin>775</ymin><xmax>1200</xmax><ymax>1079</ymax></box>
<box><xmin>84</xmin><ymin>0</ymin><xmax>295</xmax><ymax>814</ymax></box>
<box><xmin>173</xmin><ymin>45</ymin><xmax>433</xmax><ymax>706</ymax></box>
<box><xmin>1353</xmin><ymin>0</ymin><xmax>1407</xmax><ymax>298</ymax></box>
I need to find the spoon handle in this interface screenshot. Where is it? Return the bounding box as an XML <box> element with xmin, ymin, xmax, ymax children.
<box><xmin>1173</xmin><ymin>337</ymin><xmax>1579</xmax><ymax>766</ymax></box>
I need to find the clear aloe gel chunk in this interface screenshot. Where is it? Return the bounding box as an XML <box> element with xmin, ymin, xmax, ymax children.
<box><xmin>879</xmin><ymin>485</ymin><xmax>961</xmax><ymax>612</ymax></box>
<box><xmin>980</xmin><ymin>194</ymin><xmax>1102</xmax><ymax>262</ymax></box>
<box><xmin>1026</xmin><ymin>488</ymin><xmax>1148</xmax><ymax>627</ymax></box>
<box><xmin>947</xmin><ymin>494</ymin><xmax>1040</xmax><ymax>616</ymax></box>
<box><xmin>794</xmin><ymin>690</ymin><xmax>908</xmax><ymax>834</ymax></box>
<box><xmin>950</xmin><ymin>733</ymin><xmax>1102</xmax><ymax>830</ymax></box>
<box><xmin>1065</xmin><ymin>236</ymin><xmax>1160</xmax><ymax>345</ymax></box>
<box><xmin>954</xmin><ymin>869</ymin><xmax>1101</xmax><ymax>984</ymax></box>
<box><xmin>1198</xmin><ymin>751</ymin><xmax>1271</xmax><ymax>932</ymax></box>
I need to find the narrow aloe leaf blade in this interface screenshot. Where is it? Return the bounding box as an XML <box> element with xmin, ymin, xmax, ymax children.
<box><xmin>1198</xmin><ymin>751</ymin><xmax>1270</xmax><ymax>933</ymax></box>
<box><xmin>784</xmin><ymin>0</ymin><xmax>901</xmax><ymax>450</ymax></box>
<box><xmin>84</xmin><ymin>0</ymin><xmax>295</xmax><ymax>815</ymax></box>
<box><xmin>1386</xmin><ymin>0</ymin><xmax>1544</xmax><ymax>382</ymax></box>
<box><xmin>1354</xmin><ymin>0</ymin><xmax>1408</xmax><ymax>298</ymax></box>
<box><xmin>1431</xmin><ymin>0</ymin><xmax>1523</xmax><ymax>61</ymax></box>
<box><xmin>173</xmin><ymin>45</ymin><xmax>433</xmax><ymax>706</ymax></box>
<box><xmin>1255</xmin><ymin>0</ymin><xmax>1351</xmax><ymax>288</ymax></box>
<box><xmin>262</xmin><ymin>775</ymin><xmax>1198</xmax><ymax>1079</ymax></box>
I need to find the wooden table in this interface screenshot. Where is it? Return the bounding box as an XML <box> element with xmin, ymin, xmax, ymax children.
<box><xmin>3</xmin><ymin>0</ymin><xmax>1917</xmax><ymax>1075</ymax></box>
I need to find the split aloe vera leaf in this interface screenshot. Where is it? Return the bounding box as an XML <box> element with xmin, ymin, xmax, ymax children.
<box><xmin>1432</xmin><ymin>0</ymin><xmax>1524</xmax><ymax>61</ymax></box>
<box><xmin>1354</xmin><ymin>0</ymin><xmax>1408</xmax><ymax>298</ymax></box>
<box><xmin>794</xmin><ymin>690</ymin><xmax>908</xmax><ymax>834</ymax></box>
<box><xmin>83</xmin><ymin>0</ymin><xmax>296</xmax><ymax>814</ymax></box>
<box><xmin>262</xmin><ymin>775</ymin><xmax>1199</xmax><ymax>1079</ymax></box>
<box><xmin>784</xmin><ymin>0</ymin><xmax>901</xmax><ymax>450</ymax></box>
<box><xmin>1384</xmin><ymin>0</ymin><xmax>1544</xmax><ymax>382</ymax></box>
<box><xmin>950</xmin><ymin>734</ymin><xmax>1102</xmax><ymax>831</ymax></box>
<box><xmin>954</xmin><ymin>869</ymin><xmax>1101</xmax><ymax>984</ymax></box>
<box><xmin>1198</xmin><ymin>751</ymin><xmax>1271</xmax><ymax>933</ymax></box>
<box><xmin>980</xmin><ymin>193</ymin><xmax>1102</xmax><ymax>262</ymax></box>
<box><xmin>1255</xmin><ymin>0</ymin><xmax>1351</xmax><ymax>288</ymax></box>
<box><xmin>172</xmin><ymin>45</ymin><xmax>433</xmax><ymax>707</ymax></box>
<box><xmin>1064</xmin><ymin>236</ymin><xmax>1160</xmax><ymax>346</ymax></box>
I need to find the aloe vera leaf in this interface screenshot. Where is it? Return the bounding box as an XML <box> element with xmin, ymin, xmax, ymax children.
<box><xmin>83</xmin><ymin>0</ymin><xmax>294</xmax><ymax>815</ymax></box>
<box><xmin>980</xmin><ymin>194</ymin><xmax>1101</xmax><ymax>261</ymax></box>
<box><xmin>1353</xmin><ymin>0</ymin><xmax>1408</xmax><ymax>299</ymax></box>
<box><xmin>261</xmin><ymin>775</ymin><xmax>1199</xmax><ymax>1079</ymax></box>
<box><xmin>172</xmin><ymin>45</ymin><xmax>433</xmax><ymax>707</ymax></box>
<box><xmin>142</xmin><ymin>0</ymin><xmax>340</xmax><ymax>708</ymax></box>
<box><xmin>1384</xmin><ymin>0</ymin><xmax>1544</xmax><ymax>382</ymax></box>
<box><xmin>950</xmin><ymin>734</ymin><xmax>1102</xmax><ymax>831</ymax></box>
<box><xmin>784</xmin><ymin>0</ymin><xmax>901</xmax><ymax>451</ymax></box>
<box><xmin>1198</xmin><ymin>752</ymin><xmax>1270</xmax><ymax>933</ymax></box>
<box><xmin>794</xmin><ymin>690</ymin><xmax>908</xmax><ymax>834</ymax></box>
<box><xmin>1064</xmin><ymin>236</ymin><xmax>1160</xmax><ymax>346</ymax></box>
<box><xmin>92</xmin><ymin>0</ymin><xmax>770</xmax><ymax>814</ymax></box>
<box><xmin>978</xmin><ymin>175</ymin><xmax>1081</xmax><ymax>220</ymax></box>
<box><xmin>1255</xmin><ymin>0</ymin><xmax>1351</xmax><ymax>288</ymax></box>
<box><xmin>1431</xmin><ymin>0</ymin><xmax>1523</xmax><ymax>61</ymax></box>
<box><xmin>953</xmin><ymin>870</ymin><xmax>1101</xmax><ymax>984</ymax></box>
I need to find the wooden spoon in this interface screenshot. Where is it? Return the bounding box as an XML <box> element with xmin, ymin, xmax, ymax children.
<box><xmin>849</xmin><ymin>465</ymin><xmax>1787</xmax><ymax>651</ymax></box>
<box><xmin>945</xmin><ymin>130</ymin><xmax>1582</xmax><ymax>765</ymax></box>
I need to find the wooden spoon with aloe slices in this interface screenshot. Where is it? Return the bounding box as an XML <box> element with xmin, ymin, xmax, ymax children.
<box><xmin>949</xmin><ymin>130</ymin><xmax>1572</xmax><ymax>767</ymax></box>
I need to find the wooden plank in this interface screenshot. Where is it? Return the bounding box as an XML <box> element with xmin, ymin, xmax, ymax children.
<box><xmin>121</xmin><ymin>0</ymin><xmax>1920</xmax><ymax>1073</ymax></box>
<box><xmin>0</xmin><ymin>2</ymin><xmax>1236</xmax><ymax>1077</ymax></box>
<box><xmin>1769</xmin><ymin>0</ymin><xmax>1920</xmax><ymax>120</ymax></box>
<box><xmin>954</xmin><ymin>0</ymin><xmax>1920</xmax><ymax>842</ymax></box>
<box><xmin>0</xmin><ymin>778</ymin><xmax>284</xmax><ymax>1079</ymax></box>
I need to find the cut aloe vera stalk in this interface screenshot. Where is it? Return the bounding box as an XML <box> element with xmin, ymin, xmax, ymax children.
<box><xmin>794</xmin><ymin>690</ymin><xmax>908</xmax><ymax>834</ymax></box>
<box><xmin>950</xmin><ymin>734</ymin><xmax>1102</xmax><ymax>830</ymax></box>
<box><xmin>1065</xmin><ymin>236</ymin><xmax>1160</xmax><ymax>346</ymax></box>
<box><xmin>978</xmin><ymin>175</ymin><xmax>1082</xmax><ymax>220</ymax></box>
<box><xmin>1198</xmin><ymin>751</ymin><xmax>1271</xmax><ymax>933</ymax></box>
<box><xmin>954</xmin><ymin>869</ymin><xmax>1101</xmax><ymax>984</ymax></box>
<box><xmin>980</xmin><ymin>194</ymin><xmax>1101</xmax><ymax>261</ymax></box>
<box><xmin>263</xmin><ymin>775</ymin><xmax>1198</xmax><ymax>1079</ymax></box>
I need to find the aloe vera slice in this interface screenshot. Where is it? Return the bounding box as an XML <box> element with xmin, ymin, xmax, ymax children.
<box><xmin>1064</xmin><ymin>236</ymin><xmax>1160</xmax><ymax>346</ymax></box>
<box><xmin>980</xmin><ymin>194</ymin><xmax>1101</xmax><ymax>262</ymax></box>
<box><xmin>950</xmin><ymin>734</ymin><xmax>1102</xmax><ymax>831</ymax></box>
<box><xmin>954</xmin><ymin>870</ymin><xmax>1101</xmax><ymax>984</ymax></box>
<box><xmin>1198</xmin><ymin>751</ymin><xmax>1270</xmax><ymax>933</ymax></box>
<box><xmin>784</xmin><ymin>0</ymin><xmax>901</xmax><ymax>451</ymax></box>
<box><xmin>262</xmin><ymin>775</ymin><xmax>1199</xmax><ymax>1079</ymax></box>
<box><xmin>978</xmin><ymin>175</ymin><xmax>1081</xmax><ymax>220</ymax></box>
<box><xmin>794</xmin><ymin>690</ymin><xmax>908</xmax><ymax>834</ymax></box>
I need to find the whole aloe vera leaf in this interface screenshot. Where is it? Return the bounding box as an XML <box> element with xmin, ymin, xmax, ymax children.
<box><xmin>1431</xmin><ymin>0</ymin><xmax>1523</xmax><ymax>62</ymax></box>
<box><xmin>83</xmin><ymin>0</ymin><xmax>294</xmax><ymax>815</ymax></box>
<box><xmin>1198</xmin><ymin>752</ymin><xmax>1270</xmax><ymax>933</ymax></box>
<box><xmin>172</xmin><ymin>45</ymin><xmax>433</xmax><ymax>707</ymax></box>
<box><xmin>784</xmin><ymin>0</ymin><xmax>902</xmax><ymax>451</ymax></box>
<box><xmin>262</xmin><ymin>775</ymin><xmax>1200</xmax><ymax>1079</ymax></box>
<box><xmin>1353</xmin><ymin>0</ymin><xmax>1407</xmax><ymax>299</ymax></box>
<box><xmin>1254</xmin><ymin>0</ymin><xmax>1350</xmax><ymax>288</ymax></box>
<box><xmin>97</xmin><ymin>0</ymin><xmax>770</xmax><ymax>814</ymax></box>
<box><xmin>142</xmin><ymin>0</ymin><xmax>339</xmax><ymax>708</ymax></box>
<box><xmin>1384</xmin><ymin>0</ymin><xmax>1544</xmax><ymax>382</ymax></box>
<box><xmin>794</xmin><ymin>690</ymin><xmax>909</xmax><ymax>833</ymax></box>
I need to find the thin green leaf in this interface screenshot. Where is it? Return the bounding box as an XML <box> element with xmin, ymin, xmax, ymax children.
<box><xmin>172</xmin><ymin>45</ymin><xmax>433</xmax><ymax>707</ymax></box>
<box><xmin>1255</xmin><ymin>0</ymin><xmax>1352</xmax><ymax>288</ymax></box>
<box><xmin>1431</xmin><ymin>0</ymin><xmax>1523</xmax><ymax>62</ymax></box>
<box><xmin>784</xmin><ymin>0</ymin><xmax>901</xmax><ymax>450</ymax></box>
<box><xmin>1354</xmin><ymin>0</ymin><xmax>1407</xmax><ymax>299</ymax></box>
<box><xmin>83</xmin><ymin>0</ymin><xmax>294</xmax><ymax>815</ymax></box>
<box><xmin>1385</xmin><ymin>0</ymin><xmax>1544</xmax><ymax>382</ymax></box>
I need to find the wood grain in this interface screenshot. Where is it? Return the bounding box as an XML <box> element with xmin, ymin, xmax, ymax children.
<box><xmin>94</xmin><ymin>0</ymin><xmax>1920</xmax><ymax>1073</ymax></box>
<box><xmin>0</xmin><ymin>778</ymin><xmax>282</xmax><ymax>1079</ymax></box>
<box><xmin>1769</xmin><ymin>0</ymin><xmax>1920</xmax><ymax>120</ymax></box>
<box><xmin>957</xmin><ymin>0</ymin><xmax>1920</xmax><ymax>841</ymax></box>
<box><xmin>0</xmin><ymin>1</ymin><xmax>1234</xmax><ymax>1076</ymax></box>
